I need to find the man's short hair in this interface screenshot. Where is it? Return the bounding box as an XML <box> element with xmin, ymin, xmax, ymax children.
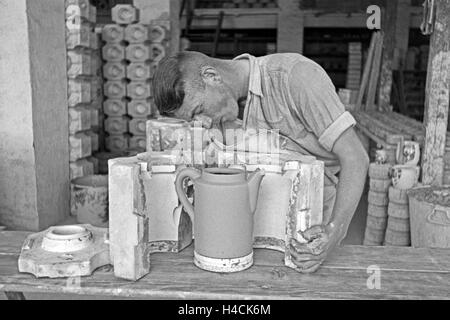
<box><xmin>152</xmin><ymin>51</ymin><xmax>209</xmax><ymax>115</ymax></box>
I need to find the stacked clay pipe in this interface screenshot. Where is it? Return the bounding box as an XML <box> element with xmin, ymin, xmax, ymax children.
<box><xmin>125</xmin><ymin>23</ymin><xmax>167</xmax><ymax>152</ymax></box>
<box><xmin>102</xmin><ymin>4</ymin><xmax>168</xmax><ymax>156</ymax></box>
<box><xmin>384</xmin><ymin>141</ymin><xmax>421</xmax><ymax>246</ymax></box>
<box><xmin>385</xmin><ymin>187</ymin><xmax>411</xmax><ymax>246</ymax></box>
<box><xmin>364</xmin><ymin>140</ymin><xmax>421</xmax><ymax>247</ymax></box>
<box><xmin>364</xmin><ymin>163</ymin><xmax>391</xmax><ymax>246</ymax></box>
<box><xmin>65</xmin><ymin>0</ymin><xmax>101</xmax><ymax>179</ymax></box>
<box><xmin>102</xmin><ymin>5</ymin><xmax>135</xmax><ymax>153</ymax></box>
<box><xmin>346</xmin><ymin>42</ymin><xmax>362</xmax><ymax>90</ymax></box>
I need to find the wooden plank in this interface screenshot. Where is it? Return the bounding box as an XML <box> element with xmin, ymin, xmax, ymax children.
<box><xmin>1</xmin><ymin>247</ymin><xmax>450</xmax><ymax>299</ymax></box>
<box><xmin>355</xmin><ymin>111</ymin><xmax>413</xmax><ymax>139</ymax></box>
<box><xmin>366</xmin><ymin>111</ymin><xmax>422</xmax><ymax>140</ymax></box>
<box><xmin>2</xmin><ymin>232</ymin><xmax>450</xmax><ymax>273</ymax></box>
<box><xmin>389</xmin><ymin>112</ymin><xmax>424</xmax><ymax>131</ymax></box>
<box><xmin>421</xmin><ymin>0</ymin><xmax>450</xmax><ymax>186</ymax></box>
<box><xmin>211</xmin><ymin>11</ymin><xmax>225</xmax><ymax>57</ymax></box>
<box><xmin>182</xmin><ymin>8</ymin><xmax>424</xmax><ymax>30</ymax></box>
<box><xmin>394</xmin><ymin>70</ymin><xmax>409</xmax><ymax>115</ymax></box>
<box><xmin>2</xmin><ymin>232</ymin><xmax>450</xmax><ymax>300</ymax></box>
<box><xmin>356</xmin><ymin>32</ymin><xmax>378</xmax><ymax>110</ymax></box>
<box><xmin>378</xmin><ymin>3</ymin><xmax>397</xmax><ymax>111</ymax></box>
<box><xmin>366</xmin><ymin>32</ymin><xmax>384</xmax><ymax>111</ymax></box>
<box><xmin>352</xmin><ymin>111</ymin><xmax>411</xmax><ymax>144</ymax></box>
<box><xmin>380</xmin><ymin>112</ymin><xmax>450</xmax><ymax>148</ymax></box>
<box><xmin>380</xmin><ymin>112</ymin><xmax>423</xmax><ymax>139</ymax></box>
<box><xmin>0</xmin><ymin>232</ymin><xmax>31</xmax><ymax>255</ymax></box>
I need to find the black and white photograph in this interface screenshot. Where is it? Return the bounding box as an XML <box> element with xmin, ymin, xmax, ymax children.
<box><xmin>0</xmin><ymin>0</ymin><xmax>449</xmax><ymax>304</ymax></box>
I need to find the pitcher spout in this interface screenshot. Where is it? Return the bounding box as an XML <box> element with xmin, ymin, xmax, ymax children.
<box><xmin>247</xmin><ymin>169</ymin><xmax>265</xmax><ymax>213</ymax></box>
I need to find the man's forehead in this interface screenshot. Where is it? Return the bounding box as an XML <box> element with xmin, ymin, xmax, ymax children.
<box><xmin>175</xmin><ymin>90</ymin><xmax>198</xmax><ymax>119</ymax></box>
<box><xmin>179</xmin><ymin>62</ymin><xmax>199</xmax><ymax>77</ymax></box>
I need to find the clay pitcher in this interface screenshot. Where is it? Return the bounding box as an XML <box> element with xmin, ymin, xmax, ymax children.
<box><xmin>175</xmin><ymin>167</ymin><xmax>264</xmax><ymax>273</ymax></box>
<box><xmin>396</xmin><ymin>140</ymin><xmax>421</xmax><ymax>166</ymax></box>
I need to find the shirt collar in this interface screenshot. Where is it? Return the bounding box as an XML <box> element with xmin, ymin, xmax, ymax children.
<box><xmin>233</xmin><ymin>53</ymin><xmax>264</xmax><ymax>97</ymax></box>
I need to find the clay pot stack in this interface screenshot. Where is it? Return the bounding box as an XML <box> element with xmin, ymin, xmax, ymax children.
<box><xmin>385</xmin><ymin>187</ymin><xmax>411</xmax><ymax>246</ymax></box>
<box><xmin>102</xmin><ymin>5</ymin><xmax>134</xmax><ymax>154</ymax></box>
<box><xmin>126</xmin><ymin>23</ymin><xmax>167</xmax><ymax>152</ymax></box>
<box><xmin>102</xmin><ymin>4</ymin><xmax>168</xmax><ymax>156</ymax></box>
<box><xmin>364</xmin><ymin>138</ymin><xmax>422</xmax><ymax>247</ymax></box>
<box><xmin>384</xmin><ymin>140</ymin><xmax>422</xmax><ymax>246</ymax></box>
<box><xmin>65</xmin><ymin>0</ymin><xmax>101</xmax><ymax>179</ymax></box>
<box><xmin>346</xmin><ymin>42</ymin><xmax>362</xmax><ymax>90</ymax></box>
<box><xmin>364</xmin><ymin>163</ymin><xmax>391</xmax><ymax>246</ymax></box>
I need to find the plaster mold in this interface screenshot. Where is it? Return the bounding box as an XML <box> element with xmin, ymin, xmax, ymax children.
<box><xmin>18</xmin><ymin>225</ymin><xmax>109</xmax><ymax>278</ymax></box>
<box><xmin>239</xmin><ymin>161</ymin><xmax>324</xmax><ymax>270</ymax></box>
<box><xmin>109</xmin><ymin>155</ymin><xmax>192</xmax><ymax>280</ymax></box>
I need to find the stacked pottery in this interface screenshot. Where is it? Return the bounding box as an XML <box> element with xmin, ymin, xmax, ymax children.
<box><xmin>65</xmin><ymin>0</ymin><xmax>101</xmax><ymax>179</ymax></box>
<box><xmin>385</xmin><ymin>141</ymin><xmax>421</xmax><ymax>246</ymax></box>
<box><xmin>385</xmin><ymin>187</ymin><xmax>411</xmax><ymax>246</ymax></box>
<box><xmin>364</xmin><ymin>151</ymin><xmax>392</xmax><ymax>246</ymax></box>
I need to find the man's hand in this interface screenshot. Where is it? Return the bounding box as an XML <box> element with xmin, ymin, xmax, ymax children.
<box><xmin>289</xmin><ymin>223</ymin><xmax>345</xmax><ymax>273</ymax></box>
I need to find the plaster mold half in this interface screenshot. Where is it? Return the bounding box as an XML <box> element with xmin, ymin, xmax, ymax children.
<box><xmin>109</xmin><ymin>155</ymin><xmax>192</xmax><ymax>280</ymax></box>
<box><xmin>18</xmin><ymin>225</ymin><xmax>109</xmax><ymax>278</ymax></box>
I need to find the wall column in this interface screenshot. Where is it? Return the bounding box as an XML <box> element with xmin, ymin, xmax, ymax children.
<box><xmin>421</xmin><ymin>0</ymin><xmax>450</xmax><ymax>186</ymax></box>
<box><xmin>0</xmin><ymin>0</ymin><xmax>70</xmax><ymax>231</ymax></box>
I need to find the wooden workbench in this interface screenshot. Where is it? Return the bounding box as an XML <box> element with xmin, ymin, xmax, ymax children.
<box><xmin>0</xmin><ymin>231</ymin><xmax>449</xmax><ymax>299</ymax></box>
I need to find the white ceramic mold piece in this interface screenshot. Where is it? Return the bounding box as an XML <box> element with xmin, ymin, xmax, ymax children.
<box><xmin>249</xmin><ymin>164</ymin><xmax>292</xmax><ymax>252</ymax></box>
<box><xmin>41</xmin><ymin>225</ymin><xmax>93</xmax><ymax>252</ymax></box>
<box><xmin>108</xmin><ymin>155</ymin><xmax>193</xmax><ymax>280</ymax></box>
<box><xmin>18</xmin><ymin>225</ymin><xmax>110</xmax><ymax>278</ymax></box>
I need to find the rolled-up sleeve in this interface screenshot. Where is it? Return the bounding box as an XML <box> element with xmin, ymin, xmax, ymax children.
<box><xmin>288</xmin><ymin>61</ymin><xmax>356</xmax><ymax>152</ymax></box>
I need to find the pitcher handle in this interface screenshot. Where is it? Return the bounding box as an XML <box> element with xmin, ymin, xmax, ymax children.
<box><xmin>174</xmin><ymin>168</ymin><xmax>201</xmax><ymax>223</ymax></box>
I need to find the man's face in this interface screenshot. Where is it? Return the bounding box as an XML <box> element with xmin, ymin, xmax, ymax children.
<box><xmin>173</xmin><ymin>67</ymin><xmax>239</xmax><ymax>128</ymax></box>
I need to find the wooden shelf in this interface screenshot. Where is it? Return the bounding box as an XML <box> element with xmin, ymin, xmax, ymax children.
<box><xmin>181</xmin><ymin>7</ymin><xmax>424</xmax><ymax>30</ymax></box>
<box><xmin>2</xmin><ymin>231</ymin><xmax>450</xmax><ymax>299</ymax></box>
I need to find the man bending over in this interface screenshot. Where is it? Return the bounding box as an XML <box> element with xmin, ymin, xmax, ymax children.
<box><xmin>152</xmin><ymin>51</ymin><xmax>369</xmax><ymax>273</ymax></box>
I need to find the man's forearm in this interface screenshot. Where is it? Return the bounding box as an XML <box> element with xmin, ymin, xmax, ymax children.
<box><xmin>330</xmin><ymin>155</ymin><xmax>368</xmax><ymax>242</ymax></box>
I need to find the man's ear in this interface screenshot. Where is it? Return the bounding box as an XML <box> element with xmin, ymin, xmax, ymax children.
<box><xmin>200</xmin><ymin>66</ymin><xmax>222</xmax><ymax>85</ymax></box>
